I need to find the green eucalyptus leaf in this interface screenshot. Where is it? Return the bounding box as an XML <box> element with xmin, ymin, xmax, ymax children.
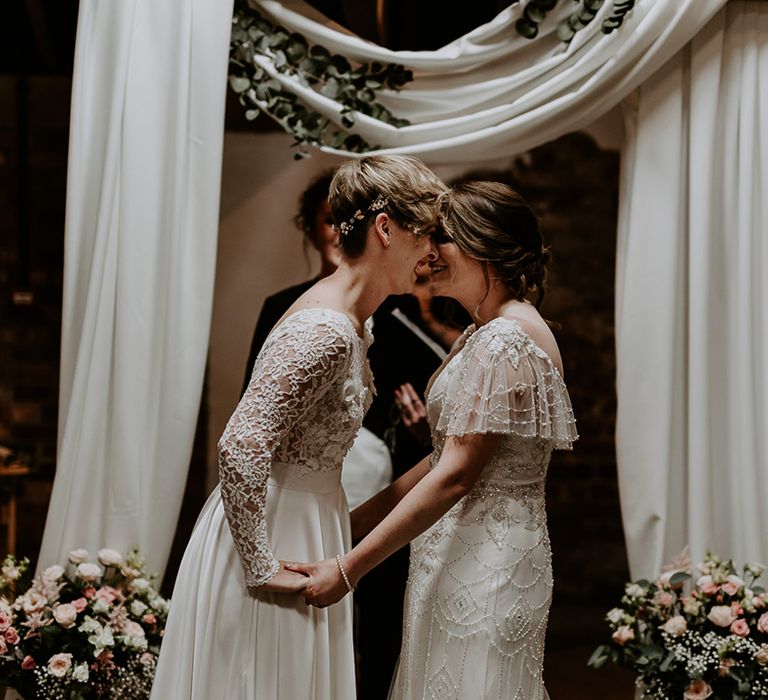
<box><xmin>320</xmin><ymin>78</ymin><xmax>340</xmax><ymax>99</ymax></box>
<box><xmin>228</xmin><ymin>76</ymin><xmax>251</xmax><ymax>93</ymax></box>
<box><xmin>515</xmin><ymin>18</ymin><xmax>539</xmax><ymax>39</ymax></box>
<box><xmin>556</xmin><ymin>22</ymin><xmax>576</xmax><ymax>42</ymax></box>
<box><xmin>244</xmin><ymin>109</ymin><xmax>260</xmax><ymax>120</ymax></box>
<box><xmin>524</xmin><ymin>5</ymin><xmax>546</xmax><ymax>23</ymax></box>
<box><xmin>585</xmin><ymin>0</ymin><xmax>604</xmax><ymax>10</ymax></box>
<box><xmin>669</xmin><ymin>572</ymin><xmax>691</xmax><ymax>585</ymax></box>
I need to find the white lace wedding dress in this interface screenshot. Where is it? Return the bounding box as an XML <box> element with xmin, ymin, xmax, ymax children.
<box><xmin>389</xmin><ymin>317</ymin><xmax>577</xmax><ymax>700</ymax></box>
<box><xmin>150</xmin><ymin>308</ymin><xmax>373</xmax><ymax>700</ymax></box>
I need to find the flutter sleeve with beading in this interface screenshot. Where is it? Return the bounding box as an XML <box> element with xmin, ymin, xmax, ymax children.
<box><xmin>435</xmin><ymin>323</ymin><xmax>577</xmax><ymax>449</ymax></box>
<box><xmin>218</xmin><ymin>316</ymin><xmax>352</xmax><ymax>587</ymax></box>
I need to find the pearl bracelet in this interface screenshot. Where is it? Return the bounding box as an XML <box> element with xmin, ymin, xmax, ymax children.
<box><xmin>336</xmin><ymin>555</ymin><xmax>355</xmax><ymax>593</ymax></box>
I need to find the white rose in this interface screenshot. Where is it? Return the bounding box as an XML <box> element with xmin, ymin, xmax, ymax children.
<box><xmin>72</xmin><ymin>662</ymin><xmax>89</xmax><ymax>683</ymax></box>
<box><xmin>53</xmin><ymin>603</ymin><xmax>78</xmax><ymax>629</ymax></box>
<box><xmin>42</xmin><ymin>565</ymin><xmax>65</xmax><ymax>582</ymax></box>
<box><xmin>130</xmin><ymin>600</ymin><xmax>148</xmax><ymax>617</ymax></box>
<box><xmin>47</xmin><ymin>652</ymin><xmax>73</xmax><ymax>678</ymax></box>
<box><xmin>1</xmin><ymin>565</ymin><xmax>20</xmax><ymax>581</ymax></box>
<box><xmin>607</xmin><ymin>608</ymin><xmax>625</xmax><ymax>624</ymax></box>
<box><xmin>129</xmin><ymin>578</ymin><xmax>150</xmax><ymax>594</ymax></box>
<box><xmin>68</xmin><ymin>549</ymin><xmax>90</xmax><ymax>564</ymax></box>
<box><xmin>123</xmin><ymin>620</ymin><xmax>145</xmax><ymax>639</ymax></box>
<box><xmin>661</xmin><ymin>615</ymin><xmax>688</xmax><ymax>636</ymax></box>
<box><xmin>75</xmin><ymin>562</ymin><xmax>103</xmax><ymax>583</ymax></box>
<box><xmin>708</xmin><ymin>605</ymin><xmax>737</xmax><ymax>627</ymax></box>
<box><xmin>92</xmin><ymin>598</ymin><xmax>109</xmax><ymax>615</ymax></box>
<box><xmin>625</xmin><ymin>583</ymin><xmax>645</xmax><ymax>599</ymax></box>
<box><xmin>97</xmin><ymin>549</ymin><xmax>124</xmax><ymax>568</ymax></box>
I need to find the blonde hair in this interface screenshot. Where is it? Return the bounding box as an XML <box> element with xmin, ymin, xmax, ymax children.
<box><xmin>439</xmin><ymin>181</ymin><xmax>550</xmax><ymax>308</ymax></box>
<box><xmin>329</xmin><ymin>155</ymin><xmax>446</xmax><ymax>257</ymax></box>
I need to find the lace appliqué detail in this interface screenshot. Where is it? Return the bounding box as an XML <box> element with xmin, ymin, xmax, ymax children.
<box><xmin>218</xmin><ymin>309</ymin><xmax>372</xmax><ymax>588</ymax></box>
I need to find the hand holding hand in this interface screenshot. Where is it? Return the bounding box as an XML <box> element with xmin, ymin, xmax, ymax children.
<box><xmin>259</xmin><ymin>561</ymin><xmax>310</xmax><ymax>594</ymax></box>
<box><xmin>285</xmin><ymin>557</ymin><xmax>353</xmax><ymax>608</ymax></box>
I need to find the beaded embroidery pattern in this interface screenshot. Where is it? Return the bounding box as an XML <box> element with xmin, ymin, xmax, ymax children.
<box><xmin>392</xmin><ymin>317</ymin><xmax>577</xmax><ymax>700</ymax></box>
<box><xmin>218</xmin><ymin>308</ymin><xmax>373</xmax><ymax>588</ymax></box>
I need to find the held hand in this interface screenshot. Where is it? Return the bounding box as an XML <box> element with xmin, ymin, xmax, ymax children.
<box><xmin>394</xmin><ymin>384</ymin><xmax>431</xmax><ymax>446</ymax></box>
<box><xmin>285</xmin><ymin>558</ymin><xmax>351</xmax><ymax>608</ymax></box>
<box><xmin>260</xmin><ymin>561</ymin><xmax>310</xmax><ymax>594</ymax></box>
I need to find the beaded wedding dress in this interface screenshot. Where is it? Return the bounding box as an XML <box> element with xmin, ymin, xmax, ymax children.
<box><xmin>150</xmin><ymin>308</ymin><xmax>373</xmax><ymax>700</ymax></box>
<box><xmin>389</xmin><ymin>317</ymin><xmax>577</xmax><ymax>700</ymax></box>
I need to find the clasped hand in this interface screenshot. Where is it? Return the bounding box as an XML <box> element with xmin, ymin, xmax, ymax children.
<box><xmin>285</xmin><ymin>558</ymin><xmax>350</xmax><ymax>608</ymax></box>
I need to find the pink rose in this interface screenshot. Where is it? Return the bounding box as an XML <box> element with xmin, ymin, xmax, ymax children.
<box><xmin>654</xmin><ymin>591</ymin><xmax>676</xmax><ymax>608</ymax></box>
<box><xmin>698</xmin><ymin>575</ymin><xmax>719</xmax><ymax>595</ymax></box>
<box><xmin>123</xmin><ymin>620</ymin><xmax>145</xmax><ymax>639</ymax></box>
<box><xmin>53</xmin><ymin>603</ymin><xmax>78</xmax><ymax>629</ymax></box>
<box><xmin>47</xmin><ymin>652</ymin><xmax>73</xmax><ymax>678</ymax></box>
<box><xmin>141</xmin><ymin>613</ymin><xmax>157</xmax><ymax>625</ymax></box>
<box><xmin>661</xmin><ymin>615</ymin><xmax>688</xmax><ymax>636</ymax></box>
<box><xmin>611</xmin><ymin>625</ymin><xmax>635</xmax><ymax>646</ymax></box>
<box><xmin>21</xmin><ymin>655</ymin><xmax>36</xmax><ymax>670</ymax></box>
<box><xmin>4</xmin><ymin>627</ymin><xmax>20</xmax><ymax>645</ymax></box>
<box><xmin>756</xmin><ymin>645</ymin><xmax>768</xmax><ymax>666</ymax></box>
<box><xmin>71</xmin><ymin>598</ymin><xmax>88</xmax><ymax>613</ymax></box>
<box><xmin>0</xmin><ymin>611</ymin><xmax>12</xmax><ymax>632</ymax></box>
<box><xmin>140</xmin><ymin>652</ymin><xmax>155</xmax><ymax>665</ymax></box>
<box><xmin>757</xmin><ymin>613</ymin><xmax>768</xmax><ymax>634</ymax></box>
<box><xmin>83</xmin><ymin>587</ymin><xmax>96</xmax><ymax>599</ymax></box>
<box><xmin>731</xmin><ymin>619</ymin><xmax>750</xmax><ymax>637</ymax></box>
<box><xmin>731</xmin><ymin>602</ymin><xmax>744</xmax><ymax>616</ymax></box>
<box><xmin>94</xmin><ymin>586</ymin><xmax>120</xmax><ymax>604</ymax></box>
<box><xmin>684</xmin><ymin>679</ymin><xmax>713</xmax><ymax>700</ymax></box>
<box><xmin>722</xmin><ymin>575</ymin><xmax>744</xmax><ymax>597</ymax></box>
<box><xmin>708</xmin><ymin>605</ymin><xmax>737</xmax><ymax>627</ymax></box>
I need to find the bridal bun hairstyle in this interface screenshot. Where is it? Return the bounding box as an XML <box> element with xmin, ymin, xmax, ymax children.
<box><xmin>438</xmin><ymin>181</ymin><xmax>550</xmax><ymax>309</ymax></box>
<box><xmin>328</xmin><ymin>155</ymin><xmax>446</xmax><ymax>258</ymax></box>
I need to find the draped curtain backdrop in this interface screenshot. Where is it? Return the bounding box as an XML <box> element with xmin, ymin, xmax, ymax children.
<box><xmin>616</xmin><ymin>1</ymin><xmax>768</xmax><ymax>578</ymax></box>
<box><xmin>42</xmin><ymin>0</ymin><xmax>736</xmax><ymax>579</ymax></box>
<box><xmin>37</xmin><ymin>0</ymin><xmax>234</xmax><ymax>576</ymax></box>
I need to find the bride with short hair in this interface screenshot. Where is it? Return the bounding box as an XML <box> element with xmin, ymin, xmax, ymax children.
<box><xmin>149</xmin><ymin>155</ymin><xmax>445</xmax><ymax>700</ymax></box>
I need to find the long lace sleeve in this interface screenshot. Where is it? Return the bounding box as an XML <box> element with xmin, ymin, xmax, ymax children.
<box><xmin>218</xmin><ymin>316</ymin><xmax>353</xmax><ymax>587</ymax></box>
<box><xmin>435</xmin><ymin>322</ymin><xmax>578</xmax><ymax>449</ymax></box>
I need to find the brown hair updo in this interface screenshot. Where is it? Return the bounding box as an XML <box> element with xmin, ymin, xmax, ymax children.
<box><xmin>438</xmin><ymin>181</ymin><xmax>550</xmax><ymax>308</ymax></box>
<box><xmin>329</xmin><ymin>155</ymin><xmax>446</xmax><ymax>258</ymax></box>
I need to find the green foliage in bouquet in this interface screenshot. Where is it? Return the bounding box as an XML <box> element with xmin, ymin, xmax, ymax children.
<box><xmin>513</xmin><ymin>1</ymin><xmax>635</xmax><ymax>44</ymax></box>
<box><xmin>0</xmin><ymin>549</ymin><xmax>170</xmax><ymax>699</ymax></box>
<box><xmin>589</xmin><ymin>551</ymin><xmax>768</xmax><ymax>699</ymax></box>
<box><xmin>229</xmin><ymin>3</ymin><xmax>413</xmax><ymax>158</ymax></box>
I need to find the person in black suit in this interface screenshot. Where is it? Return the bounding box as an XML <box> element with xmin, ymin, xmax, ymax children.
<box><xmin>242</xmin><ymin>170</ymin><xmax>467</xmax><ymax>699</ymax></box>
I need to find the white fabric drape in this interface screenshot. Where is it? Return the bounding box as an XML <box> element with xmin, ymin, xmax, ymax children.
<box><xmin>252</xmin><ymin>0</ymin><xmax>725</xmax><ymax>162</ymax></box>
<box><xmin>616</xmin><ymin>1</ymin><xmax>768</xmax><ymax>579</ymax></box>
<box><xmin>37</xmin><ymin>0</ymin><xmax>234</xmax><ymax>577</ymax></box>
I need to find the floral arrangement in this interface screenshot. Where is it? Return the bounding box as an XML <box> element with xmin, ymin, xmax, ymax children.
<box><xmin>589</xmin><ymin>550</ymin><xmax>768</xmax><ymax>699</ymax></box>
<box><xmin>0</xmin><ymin>548</ymin><xmax>169</xmax><ymax>699</ymax></box>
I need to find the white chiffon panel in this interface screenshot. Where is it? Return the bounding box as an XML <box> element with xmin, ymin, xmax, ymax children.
<box><xmin>616</xmin><ymin>2</ymin><xmax>768</xmax><ymax>578</ymax></box>
<box><xmin>150</xmin><ymin>465</ymin><xmax>354</xmax><ymax>700</ymax></box>
<box><xmin>37</xmin><ymin>0</ymin><xmax>233</xmax><ymax>577</ymax></box>
<box><xmin>252</xmin><ymin>0</ymin><xmax>726</xmax><ymax>162</ymax></box>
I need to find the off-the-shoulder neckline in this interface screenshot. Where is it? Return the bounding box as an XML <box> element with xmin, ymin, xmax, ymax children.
<box><xmin>466</xmin><ymin>316</ymin><xmax>564</xmax><ymax>378</ymax></box>
<box><xmin>273</xmin><ymin>306</ymin><xmax>367</xmax><ymax>341</ymax></box>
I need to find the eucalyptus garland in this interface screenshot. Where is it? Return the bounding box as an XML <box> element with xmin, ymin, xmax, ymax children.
<box><xmin>513</xmin><ymin>0</ymin><xmax>636</xmax><ymax>43</ymax></box>
<box><xmin>229</xmin><ymin>4</ymin><xmax>413</xmax><ymax>158</ymax></box>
